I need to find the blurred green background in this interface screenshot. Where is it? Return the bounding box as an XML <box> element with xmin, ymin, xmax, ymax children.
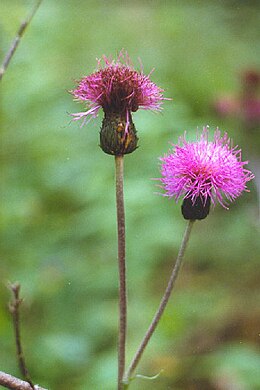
<box><xmin>1</xmin><ymin>1</ymin><xmax>259</xmax><ymax>389</ymax></box>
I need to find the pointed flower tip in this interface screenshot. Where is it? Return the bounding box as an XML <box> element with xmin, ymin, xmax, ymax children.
<box><xmin>159</xmin><ymin>127</ymin><xmax>254</xmax><ymax>216</ymax></box>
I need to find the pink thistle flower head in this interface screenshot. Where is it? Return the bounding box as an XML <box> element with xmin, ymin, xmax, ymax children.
<box><xmin>159</xmin><ymin>127</ymin><xmax>254</xmax><ymax>220</ymax></box>
<box><xmin>71</xmin><ymin>50</ymin><xmax>165</xmax><ymax>122</ymax></box>
<box><xmin>71</xmin><ymin>50</ymin><xmax>166</xmax><ymax>155</ymax></box>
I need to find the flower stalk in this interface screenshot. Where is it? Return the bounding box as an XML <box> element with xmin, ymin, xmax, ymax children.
<box><xmin>115</xmin><ymin>156</ymin><xmax>127</xmax><ymax>390</ymax></box>
<box><xmin>124</xmin><ymin>219</ymin><xmax>195</xmax><ymax>385</ymax></box>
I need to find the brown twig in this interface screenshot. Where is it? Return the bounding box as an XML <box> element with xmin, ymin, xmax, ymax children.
<box><xmin>0</xmin><ymin>371</ymin><xmax>47</xmax><ymax>390</ymax></box>
<box><xmin>8</xmin><ymin>283</ymin><xmax>34</xmax><ymax>389</ymax></box>
<box><xmin>0</xmin><ymin>0</ymin><xmax>43</xmax><ymax>82</ymax></box>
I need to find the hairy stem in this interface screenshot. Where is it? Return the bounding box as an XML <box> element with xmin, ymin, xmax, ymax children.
<box><xmin>124</xmin><ymin>220</ymin><xmax>195</xmax><ymax>384</ymax></box>
<box><xmin>115</xmin><ymin>156</ymin><xmax>127</xmax><ymax>390</ymax></box>
<box><xmin>0</xmin><ymin>0</ymin><xmax>43</xmax><ymax>82</ymax></box>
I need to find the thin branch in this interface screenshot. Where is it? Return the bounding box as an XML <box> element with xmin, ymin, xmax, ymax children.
<box><xmin>124</xmin><ymin>220</ymin><xmax>195</xmax><ymax>385</ymax></box>
<box><xmin>115</xmin><ymin>155</ymin><xmax>127</xmax><ymax>390</ymax></box>
<box><xmin>0</xmin><ymin>371</ymin><xmax>47</xmax><ymax>390</ymax></box>
<box><xmin>8</xmin><ymin>283</ymin><xmax>34</xmax><ymax>389</ymax></box>
<box><xmin>0</xmin><ymin>0</ymin><xmax>43</xmax><ymax>82</ymax></box>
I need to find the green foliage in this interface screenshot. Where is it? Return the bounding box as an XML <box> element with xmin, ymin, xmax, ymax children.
<box><xmin>0</xmin><ymin>1</ymin><xmax>259</xmax><ymax>389</ymax></box>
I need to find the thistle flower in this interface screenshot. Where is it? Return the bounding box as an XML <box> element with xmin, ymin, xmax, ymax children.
<box><xmin>71</xmin><ymin>50</ymin><xmax>165</xmax><ymax>155</ymax></box>
<box><xmin>159</xmin><ymin>127</ymin><xmax>254</xmax><ymax>220</ymax></box>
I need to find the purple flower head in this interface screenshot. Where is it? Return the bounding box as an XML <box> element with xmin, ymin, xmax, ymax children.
<box><xmin>159</xmin><ymin>127</ymin><xmax>254</xmax><ymax>212</ymax></box>
<box><xmin>71</xmin><ymin>50</ymin><xmax>165</xmax><ymax>130</ymax></box>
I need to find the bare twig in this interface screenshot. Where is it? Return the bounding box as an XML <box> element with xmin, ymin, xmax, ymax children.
<box><xmin>0</xmin><ymin>0</ymin><xmax>43</xmax><ymax>82</ymax></box>
<box><xmin>0</xmin><ymin>371</ymin><xmax>47</xmax><ymax>390</ymax></box>
<box><xmin>8</xmin><ymin>283</ymin><xmax>34</xmax><ymax>389</ymax></box>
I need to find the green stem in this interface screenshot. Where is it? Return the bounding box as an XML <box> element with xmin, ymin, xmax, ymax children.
<box><xmin>115</xmin><ymin>156</ymin><xmax>127</xmax><ymax>390</ymax></box>
<box><xmin>124</xmin><ymin>220</ymin><xmax>195</xmax><ymax>385</ymax></box>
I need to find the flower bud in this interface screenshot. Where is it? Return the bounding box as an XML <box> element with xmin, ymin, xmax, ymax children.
<box><xmin>100</xmin><ymin>112</ymin><xmax>138</xmax><ymax>155</ymax></box>
<box><xmin>181</xmin><ymin>196</ymin><xmax>211</xmax><ymax>220</ymax></box>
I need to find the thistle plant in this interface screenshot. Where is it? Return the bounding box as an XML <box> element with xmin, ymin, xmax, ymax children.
<box><xmin>71</xmin><ymin>52</ymin><xmax>254</xmax><ymax>390</ymax></box>
<box><xmin>123</xmin><ymin>127</ymin><xmax>254</xmax><ymax>386</ymax></box>
<box><xmin>71</xmin><ymin>51</ymin><xmax>165</xmax><ymax>390</ymax></box>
